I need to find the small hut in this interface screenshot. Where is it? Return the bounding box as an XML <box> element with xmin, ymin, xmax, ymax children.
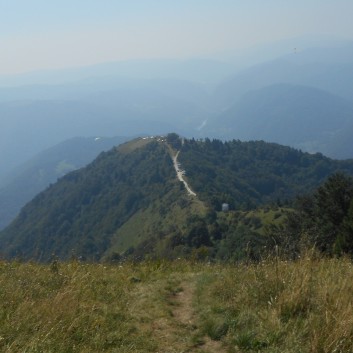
<box><xmin>222</xmin><ymin>203</ymin><xmax>229</xmax><ymax>212</ymax></box>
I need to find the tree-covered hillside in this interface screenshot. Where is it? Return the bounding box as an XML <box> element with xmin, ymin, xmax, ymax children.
<box><xmin>0</xmin><ymin>138</ymin><xmax>176</xmax><ymax>261</ymax></box>
<box><xmin>179</xmin><ymin>138</ymin><xmax>353</xmax><ymax>210</ymax></box>
<box><xmin>0</xmin><ymin>136</ymin><xmax>130</xmax><ymax>230</ymax></box>
<box><xmin>1</xmin><ymin>135</ymin><xmax>353</xmax><ymax>262</ymax></box>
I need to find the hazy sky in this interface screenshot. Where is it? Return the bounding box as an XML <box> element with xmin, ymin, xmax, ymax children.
<box><xmin>1</xmin><ymin>0</ymin><xmax>353</xmax><ymax>74</ymax></box>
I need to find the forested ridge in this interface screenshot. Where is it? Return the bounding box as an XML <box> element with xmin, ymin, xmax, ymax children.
<box><xmin>1</xmin><ymin>135</ymin><xmax>353</xmax><ymax>262</ymax></box>
<box><xmin>0</xmin><ymin>139</ymin><xmax>176</xmax><ymax>261</ymax></box>
<box><xmin>179</xmin><ymin>138</ymin><xmax>353</xmax><ymax>209</ymax></box>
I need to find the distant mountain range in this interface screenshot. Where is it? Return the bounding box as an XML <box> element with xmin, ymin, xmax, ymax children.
<box><xmin>1</xmin><ymin>135</ymin><xmax>352</xmax><ymax>262</ymax></box>
<box><xmin>1</xmin><ymin>40</ymin><xmax>353</xmax><ymax>185</ymax></box>
<box><xmin>206</xmin><ymin>84</ymin><xmax>353</xmax><ymax>159</ymax></box>
<box><xmin>214</xmin><ymin>43</ymin><xmax>353</xmax><ymax>106</ymax></box>
<box><xmin>0</xmin><ymin>58</ymin><xmax>237</xmax><ymax>88</ymax></box>
<box><xmin>0</xmin><ymin>78</ymin><xmax>212</xmax><ymax>179</ymax></box>
<box><xmin>0</xmin><ymin>136</ymin><xmax>130</xmax><ymax>230</ymax></box>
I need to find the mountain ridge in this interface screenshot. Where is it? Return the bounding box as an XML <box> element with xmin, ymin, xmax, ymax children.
<box><xmin>1</xmin><ymin>135</ymin><xmax>353</xmax><ymax>262</ymax></box>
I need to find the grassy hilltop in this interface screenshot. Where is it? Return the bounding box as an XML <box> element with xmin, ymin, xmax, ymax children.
<box><xmin>0</xmin><ymin>255</ymin><xmax>352</xmax><ymax>353</ymax></box>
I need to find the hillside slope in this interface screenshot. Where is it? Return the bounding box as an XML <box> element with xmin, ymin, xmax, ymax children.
<box><xmin>0</xmin><ymin>136</ymin><xmax>130</xmax><ymax>230</ymax></box>
<box><xmin>0</xmin><ymin>138</ymin><xmax>181</xmax><ymax>261</ymax></box>
<box><xmin>179</xmin><ymin>138</ymin><xmax>353</xmax><ymax>209</ymax></box>
<box><xmin>1</xmin><ymin>136</ymin><xmax>353</xmax><ymax>261</ymax></box>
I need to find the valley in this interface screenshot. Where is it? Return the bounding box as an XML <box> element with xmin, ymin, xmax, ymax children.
<box><xmin>2</xmin><ymin>3</ymin><xmax>353</xmax><ymax>352</ymax></box>
<box><xmin>2</xmin><ymin>41</ymin><xmax>353</xmax><ymax>184</ymax></box>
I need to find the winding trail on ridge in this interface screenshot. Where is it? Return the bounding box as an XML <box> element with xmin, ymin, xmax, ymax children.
<box><xmin>172</xmin><ymin>150</ymin><xmax>197</xmax><ymax>197</ymax></box>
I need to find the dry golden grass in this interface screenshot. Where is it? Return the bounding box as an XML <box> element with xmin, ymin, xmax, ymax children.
<box><xmin>0</xmin><ymin>261</ymin><xmax>157</xmax><ymax>352</ymax></box>
<box><xmin>0</xmin><ymin>255</ymin><xmax>352</xmax><ymax>352</ymax></box>
<box><xmin>194</xmin><ymin>252</ymin><xmax>353</xmax><ymax>352</ymax></box>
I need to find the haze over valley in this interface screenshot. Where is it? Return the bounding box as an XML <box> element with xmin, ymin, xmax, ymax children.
<box><xmin>2</xmin><ymin>40</ymin><xmax>353</xmax><ymax>180</ymax></box>
<box><xmin>1</xmin><ymin>3</ymin><xmax>353</xmax><ymax>240</ymax></box>
<box><xmin>2</xmin><ymin>2</ymin><xmax>353</xmax><ymax>351</ymax></box>
<box><xmin>2</xmin><ymin>1</ymin><xmax>353</xmax><ymax>181</ymax></box>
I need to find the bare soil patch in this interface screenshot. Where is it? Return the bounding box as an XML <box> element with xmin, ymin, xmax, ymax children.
<box><xmin>172</xmin><ymin>280</ymin><xmax>227</xmax><ymax>353</ymax></box>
